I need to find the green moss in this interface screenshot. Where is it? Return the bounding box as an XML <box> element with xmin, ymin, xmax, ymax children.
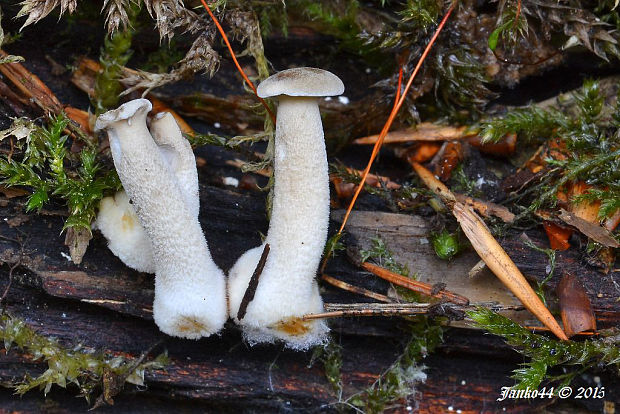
<box><xmin>0</xmin><ymin>115</ymin><xmax>121</xmax><ymax>233</ymax></box>
<box><xmin>360</xmin><ymin>237</ymin><xmax>411</xmax><ymax>278</ymax></box>
<box><xmin>360</xmin><ymin>237</ymin><xmax>424</xmax><ymax>302</ymax></box>
<box><xmin>430</xmin><ymin>230</ymin><xmax>462</xmax><ymax>261</ymax></box>
<box><xmin>468</xmin><ymin>307</ymin><xmax>620</xmax><ymax>390</ymax></box>
<box><xmin>93</xmin><ymin>4</ymin><xmax>139</xmax><ymax>115</ymax></box>
<box><xmin>348</xmin><ymin>317</ymin><xmax>443</xmax><ymax>413</ymax></box>
<box><xmin>481</xmin><ymin>79</ymin><xmax>620</xmax><ymax>220</ymax></box>
<box><xmin>311</xmin><ymin>339</ymin><xmax>343</xmax><ymax>394</ymax></box>
<box><xmin>0</xmin><ymin>312</ymin><xmax>168</xmax><ymax>403</ymax></box>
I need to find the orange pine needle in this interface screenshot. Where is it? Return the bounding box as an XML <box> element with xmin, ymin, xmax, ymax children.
<box><xmin>337</xmin><ymin>4</ymin><xmax>455</xmax><ymax>235</ymax></box>
<box><xmin>199</xmin><ymin>0</ymin><xmax>276</xmax><ymax>125</ymax></box>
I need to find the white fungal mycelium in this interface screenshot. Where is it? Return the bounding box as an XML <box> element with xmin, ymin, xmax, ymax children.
<box><xmin>95</xmin><ymin>99</ymin><xmax>227</xmax><ymax>339</ymax></box>
<box><xmin>228</xmin><ymin>67</ymin><xmax>344</xmax><ymax>350</ymax></box>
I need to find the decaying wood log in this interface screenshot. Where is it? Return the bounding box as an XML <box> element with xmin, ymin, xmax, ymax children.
<box><xmin>0</xmin><ymin>184</ymin><xmax>618</xmax><ymax>412</ymax></box>
<box><xmin>0</xmin><ymin>15</ymin><xmax>618</xmax><ymax>412</ymax></box>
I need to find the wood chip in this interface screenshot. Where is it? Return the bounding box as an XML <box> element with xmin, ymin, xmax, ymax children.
<box><xmin>353</xmin><ymin>123</ymin><xmax>473</xmax><ymax>145</ymax></box>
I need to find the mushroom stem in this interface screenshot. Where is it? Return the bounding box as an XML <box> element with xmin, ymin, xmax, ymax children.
<box><xmin>96</xmin><ymin>99</ymin><xmax>227</xmax><ymax>339</ymax></box>
<box><xmin>149</xmin><ymin>112</ymin><xmax>200</xmax><ymax>218</ymax></box>
<box><xmin>229</xmin><ymin>92</ymin><xmax>338</xmax><ymax>349</ymax></box>
<box><xmin>94</xmin><ymin>111</ymin><xmax>200</xmax><ymax>273</ymax></box>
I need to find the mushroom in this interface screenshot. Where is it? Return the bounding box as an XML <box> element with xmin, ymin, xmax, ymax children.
<box><xmin>95</xmin><ymin>99</ymin><xmax>227</xmax><ymax>339</ymax></box>
<box><xmin>94</xmin><ymin>111</ymin><xmax>200</xmax><ymax>273</ymax></box>
<box><xmin>93</xmin><ymin>190</ymin><xmax>155</xmax><ymax>273</ymax></box>
<box><xmin>228</xmin><ymin>68</ymin><xmax>344</xmax><ymax>350</ymax></box>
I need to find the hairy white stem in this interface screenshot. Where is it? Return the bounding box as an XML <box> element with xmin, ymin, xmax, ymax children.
<box><xmin>228</xmin><ymin>68</ymin><xmax>344</xmax><ymax>350</ymax></box>
<box><xmin>96</xmin><ymin>99</ymin><xmax>227</xmax><ymax>338</ymax></box>
<box><xmin>94</xmin><ymin>110</ymin><xmax>199</xmax><ymax>273</ymax></box>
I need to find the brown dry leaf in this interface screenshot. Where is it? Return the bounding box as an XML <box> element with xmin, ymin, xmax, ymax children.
<box><xmin>542</xmin><ymin>221</ymin><xmax>573</xmax><ymax>251</ymax></box>
<box><xmin>557</xmin><ymin>273</ymin><xmax>596</xmax><ymax>338</ymax></box>
<box><xmin>412</xmin><ymin>161</ymin><xmax>568</xmax><ymax>340</ymax></box>
<box><xmin>558</xmin><ymin>209</ymin><xmax>619</xmax><ymax>248</ymax></box>
<box><xmin>353</xmin><ymin>122</ymin><xmax>473</xmax><ymax>145</ymax></box>
<box><xmin>468</xmin><ymin>132</ymin><xmax>517</xmax><ymax>156</ymax></box>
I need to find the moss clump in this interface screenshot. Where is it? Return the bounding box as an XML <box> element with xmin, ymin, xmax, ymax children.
<box><xmin>481</xmin><ymin>79</ymin><xmax>620</xmax><ymax>220</ymax></box>
<box><xmin>0</xmin><ymin>115</ymin><xmax>120</xmax><ymax>233</ymax></box>
<box><xmin>468</xmin><ymin>307</ymin><xmax>620</xmax><ymax>390</ymax></box>
<box><xmin>0</xmin><ymin>312</ymin><xmax>168</xmax><ymax>404</ymax></box>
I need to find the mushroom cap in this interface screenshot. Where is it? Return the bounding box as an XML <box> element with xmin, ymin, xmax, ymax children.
<box><xmin>94</xmin><ymin>99</ymin><xmax>152</xmax><ymax>132</ymax></box>
<box><xmin>257</xmin><ymin>67</ymin><xmax>344</xmax><ymax>99</ymax></box>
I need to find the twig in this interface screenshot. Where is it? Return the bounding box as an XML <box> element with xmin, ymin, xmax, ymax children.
<box><xmin>321</xmin><ymin>273</ymin><xmax>392</xmax><ymax>303</ymax></box>
<box><xmin>361</xmin><ymin>262</ymin><xmax>470</xmax><ymax>305</ymax></box>
<box><xmin>237</xmin><ymin>243</ymin><xmax>270</xmax><ymax>320</ymax></box>
<box><xmin>303</xmin><ymin>302</ymin><xmax>523</xmax><ymax>320</ymax></box>
<box><xmin>199</xmin><ymin>1</ymin><xmax>277</xmax><ymax>125</ymax></box>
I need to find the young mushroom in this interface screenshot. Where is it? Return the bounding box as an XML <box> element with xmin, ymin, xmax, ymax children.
<box><xmin>228</xmin><ymin>68</ymin><xmax>344</xmax><ymax>350</ymax></box>
<box><xmin>95</xmin><ymin>99</ymin><xmax>227</xmax><ymax>339</ymax></box>
<box><xmin>94</xmin><ymin>111</ymin><xmax>200</xmax><ymax>273</ymax></box>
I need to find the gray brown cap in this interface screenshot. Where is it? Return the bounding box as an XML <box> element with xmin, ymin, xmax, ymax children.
<box><xmin>257</xmin><ymin>67</ymin><xmax>344</xmax><ymax>98</ymax></box>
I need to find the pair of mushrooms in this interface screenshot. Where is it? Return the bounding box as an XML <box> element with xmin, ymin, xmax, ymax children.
<box><xmin>94</xmin><ymin>68</ymin><xmax>344</xmax><ymax>349</ymax></box>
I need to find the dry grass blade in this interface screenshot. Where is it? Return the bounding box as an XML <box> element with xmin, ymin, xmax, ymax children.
<box><xmin>412</xmin><ymin>162</ymin><xmax>568</xmax><ymax>340</ymax></box>
<box><xmin>361</xmin><ymin>261</ymin><xmax>470</xmax><ymax>305</ymax></box>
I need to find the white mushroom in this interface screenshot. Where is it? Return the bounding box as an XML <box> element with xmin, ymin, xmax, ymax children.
<box><xmin>93</xmin><ymin>190</ymin><xmax>155</xmax><ymax>273</ymax></box>
<box><xmin>93</xmin><ymin>111</ymin><xmax>199</xmax><ymax>273</ymax></box>
<box><xmin>149</xmin><ymin>112</ymin><xmax>200</xmax><ymax>218</ymax></box>
<box><xmin>95</xmin><ymin>99</ymin><xmax>227</xmax><ymax>339</ymax></box>
<box><xmin>228</xmin><ymin>68</ymin><xmax>344</xmax><ymax>350</ymax></box>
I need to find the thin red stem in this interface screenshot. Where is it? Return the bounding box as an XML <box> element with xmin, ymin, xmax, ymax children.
<box><xmin>199</xmin><ymin>0</ymin><xmax>277</xmax><ymax>125</ymax></box>
<box><xmin>338</xmin><ymin>4</ymin><xmax>455</xmax><ymax>235</ymax></box>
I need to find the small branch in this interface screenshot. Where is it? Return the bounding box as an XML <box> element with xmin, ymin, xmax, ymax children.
<box><xmin>321</xmin><ymin>273</ymin><xmax>392</xmax><ymax>303</ymax></box>
<box><xmin>361</xmin><ymin>262</ymin><xmax>470</xmax><ymax>305</ymax></box>
<box><xmin>303</xmin><ymin>302</ymin><xmax>523</xmax><ymax>320</ymax></box>
<box><xmin>237</xmin><ymin>243</ymin><xmax>270</xmax><ymax>321</ymax></box>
